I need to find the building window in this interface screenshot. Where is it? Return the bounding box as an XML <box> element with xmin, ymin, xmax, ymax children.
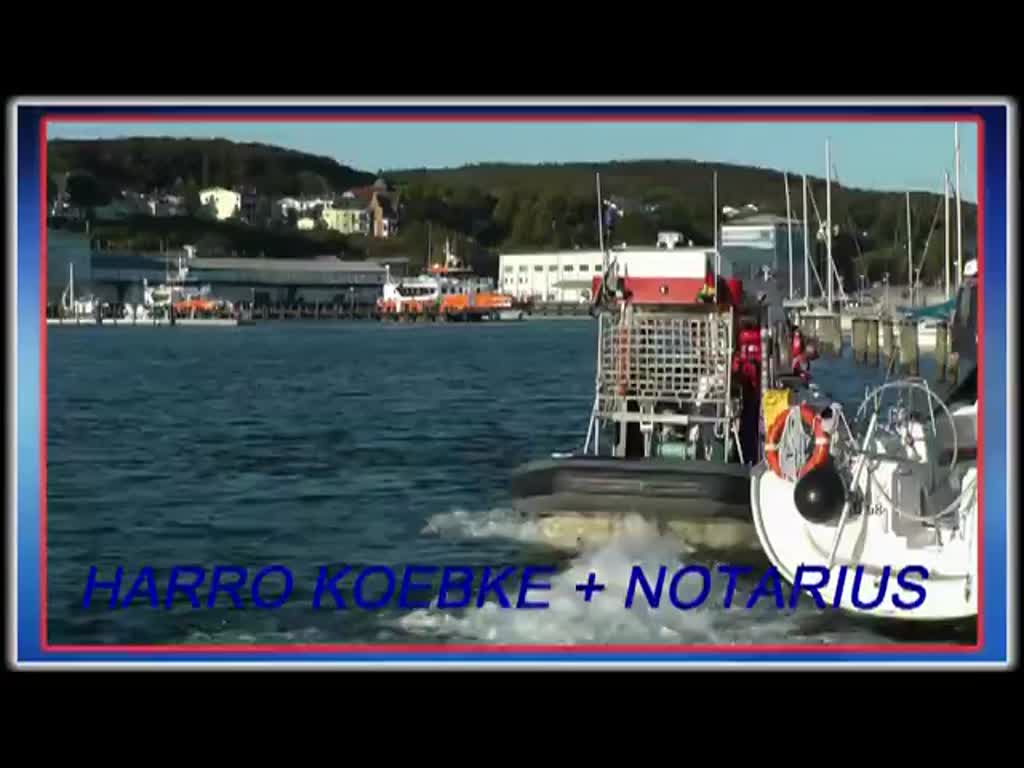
<box><xmin>549</xmin><ymin>265</ymin><xmax>558</xmax><ymax>271</ymax></box>
<box><xmin>504</xmin><ymin>266</ymin><xmax>513</xmax><ymax>273</ymax></box>
<box><xmin>518</xmin><ymin>265</ymin><xmax>527</xmax><ymax>272</ymax></box>
<box><xmin>563</xmin><ymin>265</ymin><xmax>573</xmax><ymax>272</ymax></box>
<box><xmin>579</xmin><ymin>264</ymin><xmax>589</xmax><ymax>271</ymax></box>
<box><xmin>534</xmin><ymin>265</ymin><xmax>543</xmax><ymax>272</ymax></box>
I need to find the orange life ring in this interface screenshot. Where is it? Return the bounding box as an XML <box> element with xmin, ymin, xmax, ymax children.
<box><xmin>764</xmin><ymin>404</ymin><xmax>831</xmax><ymax>480</ymax></box>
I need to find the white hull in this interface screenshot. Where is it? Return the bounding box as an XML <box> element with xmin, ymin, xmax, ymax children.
<box><xmin>751</xmin><ymin>393</ymin><xmax>978</xmax><ymax>624</ymax></box>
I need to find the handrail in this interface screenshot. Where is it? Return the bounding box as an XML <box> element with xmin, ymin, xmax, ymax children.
<box><xmin>827</xmin><ymin>410</ymin><xmax>879</xmax><ymax>569</ymax></box>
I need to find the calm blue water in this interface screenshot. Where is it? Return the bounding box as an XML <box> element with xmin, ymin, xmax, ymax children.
<box><xmin>46</xmin><ymin>320</ymin><xmax>959</xmax><ymax>647</ymax></box>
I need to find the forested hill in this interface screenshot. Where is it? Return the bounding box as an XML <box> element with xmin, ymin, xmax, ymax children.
<box><xmin>47</xmin><ymin>137</ymin><xmax>375</xmax><ymax>198</ymax></box>
<box><xmin>389</xmin><ymin>159</ymin><xmax>978</xmax><ymax>284</ymax></box>
<box><xmin>45</xmin><ymin>136</ymin><xmax>978</xmax><ymax>284</ymax></box>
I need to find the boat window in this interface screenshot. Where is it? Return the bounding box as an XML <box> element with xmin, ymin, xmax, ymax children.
<box><xmin>504</xmin><ymin>266</ymin><xmax>513</xmax><ymax>272</ymax></box>
<box><xmin>563</xmin><ymin>265</ymin><xmax>573</xmax><ymax>272</ymax></box>
<box><xmin>518</xmin><ymin>265</ymin><xmax>528</xmax><ymax>272</ymax></box>
<box><xmin>534</xmin><ymin>265</ymin><xmax>544</xmax><ymax>272</ymax></box>
<box><xmin>549</xmin><ymin>265</ymin><xmax>558</xmax><ymax>271</ymax></box>
<box><xmin>579</xmin><ymin>264</ymin><xmax>589</xmax><ymax>271</ymax></box>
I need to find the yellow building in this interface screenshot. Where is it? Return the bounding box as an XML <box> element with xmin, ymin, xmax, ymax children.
<box><xmin>322</xmin><ymin>203</ymin><xmax>370</xmax><ymax>235</ymax></box>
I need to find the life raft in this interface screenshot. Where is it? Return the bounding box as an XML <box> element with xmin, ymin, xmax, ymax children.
<box><xmin>764</xmin><ymin>403</ymin><xmax>831</xmax><ymax>480</ymax></box>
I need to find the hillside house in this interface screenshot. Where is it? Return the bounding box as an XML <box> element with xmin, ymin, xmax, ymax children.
<box><xmin>342</xmin><ymin>177</ymin><xmax>399</xmax><ymax>238</ymax></box>
<box><xmin>322</xmin><ymin>197</ymin><xmax>371</xmax><ymax>235</ymax></box>
<box><xmin>198</xmin><ymin>187</ymin><xmax>242</xmax><ymax>220</ymax></box>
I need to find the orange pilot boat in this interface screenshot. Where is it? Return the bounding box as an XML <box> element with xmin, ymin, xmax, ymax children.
<box><xmin>376</xmin><ymin>239</ymin><xmax>515</xmax><ymax>321</ymax></box>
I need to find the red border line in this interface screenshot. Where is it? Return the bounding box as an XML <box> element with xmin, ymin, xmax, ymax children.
<box><xmin>38</xmin><ymin>111</ymin><xmax>986</xmax><ymax>656</ymax></box>
<box><xmin>975</xmin><ymin>120</ymin><xmax>985</xmax><ymax>652</ymax></box>
<box><xmin>40</xmin><ymin>117</ymin><xmax>49</xmax><ymax>650</ymax></box>
<box><xmin>43</xmin><ymin>113</ymin><xmax>984</xmax><ymax>124</ymax></box>
<box><xmin>41</xmin><ymin>642</ymin><xmax>969</xmax><ymax>654</ymax></box>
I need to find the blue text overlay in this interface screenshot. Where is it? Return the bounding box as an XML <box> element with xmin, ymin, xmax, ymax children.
<box><xmin>78</xmin><ymin>563</ymin><xmax>931</xmax><ymax>612</ymax></box>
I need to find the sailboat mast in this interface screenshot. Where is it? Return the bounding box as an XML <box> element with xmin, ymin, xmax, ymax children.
<box><xmin>825</xmin><ymin>140</ymin><xmax>833</xmax><ymax>313</ymax></box>
<box><xmin>802</xmin><ymin>174</ymin><xmax>810</xmax><ymax>307</ymax></box>
<box><xmin>70</xmin><ymin>262</ymin><xmax>75</xmax><ymax>318</ymax></box>
<box><xmin>713</xmin><ymin>171</ymin><xmax>720</xmax><ymax>286</ymax></box>
<box><xmin>944</xmin><ymin>171</ymin><xmax>951</xmax><ymax>300</ymax></box>
<box><xmin>713</xmin><ymin>171</ymin><xmax>719</xmax><ymax>251</ymax></box>
<box><xmin>784</xmin><ymin>171</ymin><xmax>793</xmax><ymax>300</ymax></box>
<box><xmin>596</xmin><ymin>172</ymin><xmax>605</xmax><ymax>262</ymax></box>
<box><xmin>955</xmin><ymin>122</ymin><xmax>963</xmax><ymax>288</ymax></box>
<box><xmin>906</xmin><ymin>191</ymin><xmax>913</xmax><ymax>306</ymax></box>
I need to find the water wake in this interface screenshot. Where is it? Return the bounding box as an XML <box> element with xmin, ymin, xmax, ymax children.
<box><xmin>400</xmin><ymin>530</ymin><xmax>720</xmax><ymax>644</ymax></box>
<box><xmin>411</xmin><ymin>506</ymin><xmax>893</xmax><ymax>646</ymax></box>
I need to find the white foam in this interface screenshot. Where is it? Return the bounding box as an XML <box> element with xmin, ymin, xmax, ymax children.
<box><xmin>399</xmin><ymin>530</ymin><xmax>725</xmax><ymax>644</ymax></box>
<box><xmin>421</xmin><ymin>506</ymin><xmax>553</xmax><ymax>545</ymax></box>
<box><xmin>411</xmin><ymin>506</ymin><xmax>896</xmax><ymax>646</ymax></box>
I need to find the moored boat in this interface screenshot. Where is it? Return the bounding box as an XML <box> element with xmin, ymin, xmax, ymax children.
<box><xmin>748</xmin><ymin>259</ymin><xmax>979</xmax><ymax>625</ymax></box>
<box><xmin>376</xmin><ymin>239</ymin><xmax>515</xmax><ymax>321</ymax></box>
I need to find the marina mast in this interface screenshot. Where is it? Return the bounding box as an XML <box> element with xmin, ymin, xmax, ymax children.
<box><xmin>825</xmin><ymin>139</ymin><xmax>833</xmax><ymax>313</ymax></box>
<box><xmin>802</xmin><ymin>174</ymin><xmax>810</xmax><ymax>307</ymax></box>
<box><xmin>906</xmin><ymin>191</ymin><xmax>913</xmax><ymax>306</ymax></box>
<box><xmin>784</xmin><ymin>172</ymin><xmax>793</xmax><ymax>300</ymax></box>
<box><xmin>944</xmin><ymin>171</ymin><xmax>951</xmax><ymax>300</ymax></box>
<box><xmin>955</xmin><ymin>122</ymin><xmax>963</xmax><ymax>288</ymax></box>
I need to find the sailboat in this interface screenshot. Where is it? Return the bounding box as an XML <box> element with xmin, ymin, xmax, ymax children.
<box><xmin>748</xmin><ymin>258</ymin><xmax>979</xmax><ymax>624</ymax></box>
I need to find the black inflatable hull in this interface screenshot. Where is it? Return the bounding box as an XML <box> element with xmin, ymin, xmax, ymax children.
<box><xmin>509</xmin><ymin>455</ymin><xmax>762</xmax><ymax>555</ymax></box>
<box><xmin>511</xmin><ymin>456</ymin><xmax>751</xmax><ymax>518</ymax></box>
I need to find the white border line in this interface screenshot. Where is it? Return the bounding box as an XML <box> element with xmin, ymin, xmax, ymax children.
<box><xmin>9</xmin><ymin>95</ymin><xmax>1017</xmax><ymax>671</ymax></box>
<box><xmin>1005</xmin><ymin>99</ymin><xmax>1019</xmax><ymax>671</ymax></box>
<box><xmin>6</xmin><ymin>97</ymin><xmax>19</xmax><ymax>671</ymax></box>
<box><xmin>11</xmin><ymin>95</ymin><xmax>1017</xmax><ymax>107</ymax></box>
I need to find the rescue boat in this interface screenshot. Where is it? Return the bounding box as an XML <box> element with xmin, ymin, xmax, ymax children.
<box><xmin>509</xmin><ymin>243</ymin><xmax>795</xmax><ymax>558</ymax></box>
<box><xmin>376</xmin><ymin>239</ymin><xmax>515</xmax><ymax>321</ymax></box>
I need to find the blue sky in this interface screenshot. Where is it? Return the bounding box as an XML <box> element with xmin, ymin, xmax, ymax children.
<box><xmin>48</xmin><ymin>120</ymin><xmax>979</xmax><ymax>202</ymax></box>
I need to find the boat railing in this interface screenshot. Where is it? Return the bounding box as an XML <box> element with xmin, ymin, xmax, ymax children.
<box><xmin>594</xmin><ymin>306</ymin><xmax>734</xmax><ymax>411</ymax></box>
<box><xmin>586</xmin><ymin>304</ymin><xmax>737</xmax><ymax>459</ymax></box>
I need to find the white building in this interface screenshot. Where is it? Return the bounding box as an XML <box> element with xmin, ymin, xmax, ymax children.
<box><xmin>498</xmin><ymin>249</ymin><xmax>604</xmax><ymax>303</ymax></box>
<box><xmin>278</xmin><ymin>196</ymin><xmax>335</xmax><ymax>217</ymax></box>
<box><xmin>198</xmin><ymin>187</ymin><xmax>241</xmax><ymax>220</ymax></box>
<box><xmin>719</xmin><ymin>213</ymin><xmax>807</xmax><ymax>295</ymax></box>
<box><xmin>498</xmin><ymin>242</ymin><xmax>714</xmax><ymax>303</ymax></box>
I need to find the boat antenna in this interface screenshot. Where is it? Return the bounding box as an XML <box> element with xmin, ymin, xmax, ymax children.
<box><xmin>596</xmin><ymin>171</ymin><xmax>606</xmax><ymax>265</ymax></box>
<box><xmin>713</xmin><ymin>170</ymin><xmax>719</xmax><ymax>252</ymax></box>
<box><xmin>713</xmin><ymin>170</ymin><xmax>720</xmax><ymax>291</ymax></box>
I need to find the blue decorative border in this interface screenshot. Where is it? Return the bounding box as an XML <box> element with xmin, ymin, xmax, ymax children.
<box><xmin>13</xmin><ymin>102</ymin><xmax>1012</xmax><ymax>665</ymax></box>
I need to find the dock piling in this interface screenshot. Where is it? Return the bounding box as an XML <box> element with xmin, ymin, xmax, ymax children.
<box><xmin>852</xmin><ymin>318</ymin><xmax>868</xmax><ymax>364</ymax></box>
<box><xmin>934</xmin><ymin>320</ymin><xmax>949</xmax><ymax>381</ymax></box>
<box><xmin>898</xmin><ymin>319</ymin><xmax>920</xmax><ymax>376</ymax></box>
<box><xmin>866</xmin><ymin>318</ymin><xmax>880</xmax><ymax>366</ymax></box>
<box><xmin>882</xmin><ymin>319</ymin><xmax>895</xmax><ymax>358</ymax></box>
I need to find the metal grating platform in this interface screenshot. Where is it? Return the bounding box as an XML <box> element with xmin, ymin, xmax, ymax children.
<box><xmin>596</xmin><ymin>307</ymin><xmax>734</xmax><ymax>412</ymax></box>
